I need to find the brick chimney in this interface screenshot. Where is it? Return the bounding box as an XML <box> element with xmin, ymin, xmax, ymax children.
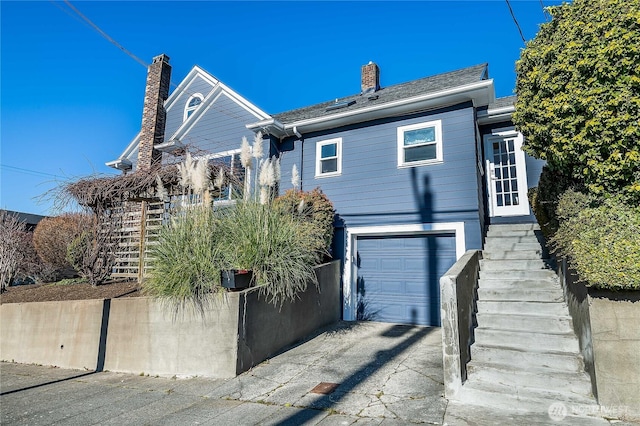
<box><xmin>137</xmin><ymin>54</ymin><xmax>172</xmax><ymax>172</ymax></box>
<box><xmin>361</xmin><ymin>61</ymin><xmax>380</xmax><ymax>94</ymax></box>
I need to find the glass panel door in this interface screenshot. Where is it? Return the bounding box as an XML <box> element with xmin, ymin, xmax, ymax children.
<box><xmin>485</xmin><ymin>131</ymin><xmax>530</xmax><ymax>217</ymax></box>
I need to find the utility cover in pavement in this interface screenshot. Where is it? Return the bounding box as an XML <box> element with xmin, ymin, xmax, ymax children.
<box><xmin>310</xmin><ymin>382</ymin><xmax>339</xmax><ymax>395</ymax></box>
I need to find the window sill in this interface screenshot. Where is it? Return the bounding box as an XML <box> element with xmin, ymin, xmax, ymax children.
<box><xmin>315</xmin><ymin>172</ymin><xmax>342</xmax><ymax>179</ymax></box>
<box><xmin>397</xmin><ymin>159</ymin><xmax>443</xmax><ymax>169</ymax></box>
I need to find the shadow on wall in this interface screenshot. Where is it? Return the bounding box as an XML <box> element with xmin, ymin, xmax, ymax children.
<box><xmin>411</xmin><ymin>168</ymin><xmax>440</xmax><ymax>326</ymax></box>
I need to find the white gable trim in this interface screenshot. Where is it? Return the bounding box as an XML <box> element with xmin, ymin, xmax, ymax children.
<box><xmin>108</xmin><ymin>65</ymin><xmax>272</xmax><ymax>168</ymax></box>
<box><xmin>342</xmin><ymin>222</ymin><xmax>466</xmax><ymax>321</ymax></box>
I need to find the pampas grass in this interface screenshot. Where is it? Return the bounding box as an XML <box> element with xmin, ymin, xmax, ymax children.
<box><xmin>215</xmin><ymin>201</ymin><xmax>319</xmax><ymax>305</ymax></box>
<box><xmin>143</xmin><ymin>206</ymin><xmax>223</xmax><ymax>314</ymax></box>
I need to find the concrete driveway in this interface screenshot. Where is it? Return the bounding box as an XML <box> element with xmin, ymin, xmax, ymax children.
<box><xmin>0</xmin><ymin>321</ymin><xmax>626</xmax><ymax>425</ymax></box>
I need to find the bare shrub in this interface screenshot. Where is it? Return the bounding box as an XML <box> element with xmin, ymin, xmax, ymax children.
<box><xmin>66</xmin><ymin>210</ymin><xmax>117</xmax><ymax>287</ymax></box>
<box><xmin>0</xmin><ymin>210</ymin><xmax>26</xmax><ymax>291</ymax></box>
<box><xmin>33</xmin><ymin>213</ymin><xmax>88</xmax><ymax>274</ymax></box>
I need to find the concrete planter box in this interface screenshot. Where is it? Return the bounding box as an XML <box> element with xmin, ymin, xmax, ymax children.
<box><xmin>1</xmin><ymin>260</ymin><xmax>341</xmax><ymax>378</ymax></box>
<box><xmin>587</xmin><ymin>288</ymin><xmax>640</xmax><ymax>416</ymax></box>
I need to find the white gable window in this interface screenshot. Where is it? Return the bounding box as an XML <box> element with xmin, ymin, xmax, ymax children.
<box><xmin>183</xmin><ymin>94</ymin><xmax>204</xmax><ymax>121</ymax></box>
<box><xmin>397</xmin><ymin>120</ymin><xmax>443</xmax><ymax>167</ymax></box>
<box><xmin>315</xmin><ymin>138</ymin><xmax>342</xmax><ymax>178</ymax></box>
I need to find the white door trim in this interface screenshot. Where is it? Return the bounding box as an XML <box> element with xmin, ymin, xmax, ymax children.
<box><xmin>484</xmin><ymin>129</ymin><xmax>530</xmax><ymax>217</ymax></box>
<box><xmin>342</xmin><ymin>222</ymin><xmax>466</xmax><ymax>321</ymax></box>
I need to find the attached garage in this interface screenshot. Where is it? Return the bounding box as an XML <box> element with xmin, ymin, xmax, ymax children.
<box><xmin>343</xmin><ymin>223</ymin><xmax>465</xmax><ymax>326</ymax></box>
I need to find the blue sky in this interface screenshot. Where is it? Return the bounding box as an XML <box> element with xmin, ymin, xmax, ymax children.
<box><xmin>1</xmin><ymin>1</ymin><xmax>561</xmax><ymax>215</ymax></box>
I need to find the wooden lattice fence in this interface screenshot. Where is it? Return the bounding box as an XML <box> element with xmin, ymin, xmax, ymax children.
<box><xmin>110</xmin><ymin>200</ymin><xmax>168</xmax><ymax>282</ymax></box>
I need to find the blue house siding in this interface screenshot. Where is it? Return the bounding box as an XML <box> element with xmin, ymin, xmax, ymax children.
<box><xmin>164</xmin><ymin>75</ymin><xmax>216</xmax><ymax>142</ymax></box>
<box><xmin>278</xmin><ymin>102</ymin><xmax>483</xmax><ymax>252</ymax></box>
<box><xmin>178</xmin><ymin>93</ymin><xmax>259</xmax><ymax>155</ymax></box>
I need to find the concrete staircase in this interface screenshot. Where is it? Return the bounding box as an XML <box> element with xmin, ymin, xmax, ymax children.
<box><xmin>458</xmin><ymin>223</ymin><xmax>598</xmax><ymax>415</ymax></box>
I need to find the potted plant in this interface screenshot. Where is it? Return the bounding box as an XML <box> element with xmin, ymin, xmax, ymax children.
<box><xmin>220</xmin><ymin>269</ymin><xmax>253</xmax><ymax>290</ymax></box>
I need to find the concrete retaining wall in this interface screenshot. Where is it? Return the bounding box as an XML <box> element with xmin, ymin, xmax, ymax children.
<box><xmin>440</xmin><ymin>250</ymin><xmax>480</xmax><ymax>398</ymax></box>
<box><xmin>0</xmin><ymin>299</ymin><xmax>105</xmax><ymax>371</ymax></box>
<box><xmin>0</xmin><ymin>260</ymin><xmax>341</xmax><ymax>378</ymax></box>
<box><xmin>236</xmin><ymin>260</ymin><xmax>342</xmax><ymax>374</ymax></box>
<box><xmin>559</xmin><ymin>259</ymin><xmax>597</xmax><ymax>397</ymax></box>
<box><xmin>104</xmin><ymin>296</ymin><xmax>241</xmax><ymax>378</ymax></box>
<box><xmin>588</xmin><ymin>289</ymin><xmax>640</xmax><ymax>415</ymax></box>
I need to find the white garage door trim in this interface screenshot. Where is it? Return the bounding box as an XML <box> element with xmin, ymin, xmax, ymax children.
<box><xmin>343</xmin><ymin>222</ymin><xmax>466</xmax><ymax>321</ymax></box>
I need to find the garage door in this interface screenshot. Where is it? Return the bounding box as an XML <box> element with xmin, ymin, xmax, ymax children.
<box><xmin>356</xmin><ymin>233</ymin><xmax>457</xmax><ymax>326</ymax></box>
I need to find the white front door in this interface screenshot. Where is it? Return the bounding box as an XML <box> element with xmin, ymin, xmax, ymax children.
<box><xmin>484</xmin><ymin>130</ymin><xmax>530</xmax><ymax>217</ymax></box>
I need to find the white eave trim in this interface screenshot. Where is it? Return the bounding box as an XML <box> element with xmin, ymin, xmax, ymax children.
<box><xmin>245</xmin><ymin>118</ymin><xmax>286</xmax><ymax>137</ymax></box>
<box><xmin>250</xmin><ymin>79</ymin><xmax>494</xmax><ymax>136</ymax></box>
<box><xmin>105</xmin><ymin>158</ymin><xmax>133</xmax><ymax>171</ymax></box>
<box><xmin>477</xmin><ymin>104</ymin><xmax>515</xmax><ymax>125</ymax></box>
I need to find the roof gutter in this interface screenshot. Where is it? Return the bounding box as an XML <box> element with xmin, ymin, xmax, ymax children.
<box><xmin>476</xmin><ymin>104</ymin><xmax>515</xmax><ymax>125</ymax></box>
<box><xmin>245</xmin><ymin>118</ymin><xmax>287</xmax><ymax>138</ymax></box>
<box><xmin>248</xmin><ymin>79</ymin><xmax>495</xmax><ymax>137</ymax></box>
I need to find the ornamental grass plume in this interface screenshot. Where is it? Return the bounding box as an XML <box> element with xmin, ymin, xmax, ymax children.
<box><xmin>240</xmin><ymin>136</ymin><xmax>252</xmax><ymax>169</ymax></box>
<box><xmin>252</xmin><ymin>131</ymin><xmax>264</xmax><ymax>159</ymax></box>
<box><xmin>260</xmin><ymin>187</ymin><xmax>269</xmax><ymax>205</ymax></box>
<box><xmin>259</xmin><ymin>157</ymin><xmax>276</xmax><ymax>188</ymax></box>
<box><xmin>178</xmin><ymin>152</ymin><xmax>194</xmax><ymax>189</ymax></box>
<box><xmin>273</xmin><ymin>155</ymin><xmax>281</xmax><ymax>184</ymax></box>
<box><xmin>291</xmin><ymin>164</ymin><xmax>300</xmax><ymax>189</ymax></box>
<box><xmin>214</xmin><ymin>167</ymin><xmax>225</xmax><ymax>189</ymax></box>
<box><xmin>155</xmin><ymin>175</ymin><xmax>167</xmax><ymax>200</ymax></box>
<box><xmin>191</xmin><ymin>158</ymin><xmax>210</xmax><ymax>195</ymax></box>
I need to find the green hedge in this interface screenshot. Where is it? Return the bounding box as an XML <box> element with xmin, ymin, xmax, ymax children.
<box><xmin>553</xmin><ymin>190</ymin><xmax>640</xmax><ymax>290</ymax></box>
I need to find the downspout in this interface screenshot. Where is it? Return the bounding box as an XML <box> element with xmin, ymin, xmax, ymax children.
<box><xmin>293</xmin><ymin>126</ymin><xmax>304</xmax><ymax>191</ymax></box>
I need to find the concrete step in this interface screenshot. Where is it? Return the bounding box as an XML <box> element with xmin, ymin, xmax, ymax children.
<box><xmin>458</xmin><ymin>379</ymin><xmax>597</xmax><ymax>414</ymax></box>
<box><xmin>477</xmin><ymin>278</ymin><xmax>559</xmax><ymax>290</ymax></box>
<box><xmin>484</xmin><ymin>235</ymin><xmax>541</xmax><ymax>246</ymax></box>
<box><xmin>466</xmin><ymin>362</ymin><xmax>593</xmax><ymax>398</ymax></box>
<box><xmin>476</xmin><ymin>312</ymin><xmax>574</xmax><ymax>334</ymax></box>
<box><xmin>487</xmin><ymin>223</ymin><xmax>540</xmax><ymax>232</ymax></box>
<box><xmin>483</xmin><ymin>241</ymin><xmax>544</xmax><ymax>252</ymax></box>
<box><xmin>477</xmin><ymin>300</ymin><xmax>569</xmax><ymax>317</ymax></box>
<box><xmin>477</xmin><ymin>287</ymin><xmax>565</xmax><ymax>302</ymax></box>
<box><xmin>486</xmin><ymin>229</ymin><xmax>539</xmax><ymax>238</ymax></box>
<box><xmin>482</xmin><ymin>249</ymin><xmax>545</xmax><ymax>260</ymax></box>
<box><xmin>479</xmin><ymin>259</ymin><xmax>550</xmax><ymax>271</ymax></box>
<box><xmin>474</xmin><ymin>328</ymin><xmax>580</xmax><ymax>353</ymax></box>
<box><xmin>479</xmin><ymin>269</ymin><xmax>558</xmax><ymax>281</ymax></box>
<box><xmin>471</xmin><ymin>344</ymin><xmax>585</xmax><ymax>372</ymax></box>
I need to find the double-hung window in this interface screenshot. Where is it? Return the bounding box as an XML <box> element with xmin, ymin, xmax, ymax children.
<box><xmin>315</xmin><ymin>138</ymin><xmax>342</xmax><ymax>177</ymax></box>
<box><xmin>204</xmin><ymin>150</ymin><xmax>246</xmax><ymax>202</ymax></box>
<box><xmin>397</xmin><ymin>120</ymin><xmax>443</xmax><ymax>167</ymax></box>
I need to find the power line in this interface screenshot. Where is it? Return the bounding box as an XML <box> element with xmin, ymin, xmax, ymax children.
<box><xmin>53</xmin><ymin>1</ymin><xmax>249</xmax><ymax>145</ymax></box>
<box><xmin>61</xmin><ymin>0</ymin><xmax>148</xmax><ymax>68</ymax></box>
<box><xmin>540</xmin><ymin>0</ymin><xmax>551</xmax><ymax>22</ymax></box>
<box><xmin>505</xmin><ymin>0</ymin><xmax>526</xmax><ymax>44</ymax></box>
<box><xmin>0</xmin><ymin>164</ymin><xmax>65</xmax><ymax>179</ymax></box>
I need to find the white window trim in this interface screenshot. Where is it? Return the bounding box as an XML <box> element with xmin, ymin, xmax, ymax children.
<box><xmin>397</xmin><ymin>120</ymin><xmax>443</xmax><ymax>168</ymax></box>
<box><xmin>315</xmin><ymin>137</ymin><xmax>342</xmax><ymax>178</ymax></box>
<box><xmin>342</xmin><ymin>222</ymin><xmax>466</xmax><ymax>321</ymax></box>
<box><xmin>200</xmin><ymin>149</ymin><xmax>248</xmax><ymax>203</ymax></box>
<box><xmin>183</xmin><ymin>93</ymin><xmax>204</xmax><ymax>122</ymax></box>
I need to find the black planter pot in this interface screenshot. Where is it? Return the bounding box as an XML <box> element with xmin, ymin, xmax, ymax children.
<box><xmin>221</xmin><ymin>269</ymin><xmax>253</xmax><ymax>290</ymax></box>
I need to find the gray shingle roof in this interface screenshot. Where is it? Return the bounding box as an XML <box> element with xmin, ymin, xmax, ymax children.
<box><xmin>273</xmin><ymin>63</ymin><xmax>489</xmax><ymax>124</ymax></box>
<box><xmin>489</xmin><ymin>95</ymin><xmax>516</xmax><ymax>110</ymax></box>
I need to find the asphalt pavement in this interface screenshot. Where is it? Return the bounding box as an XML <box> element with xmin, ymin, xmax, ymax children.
<box><xmin>0</xmin><ymin>321</ymin><xmax>633</xmax><ymax>425</ymax></box>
